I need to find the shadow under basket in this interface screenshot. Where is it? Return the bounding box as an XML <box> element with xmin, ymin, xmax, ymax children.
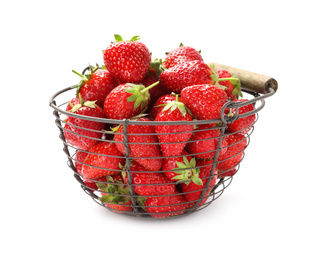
<box><xmin>49</xmin><ymin>63</ymin><xmax>277</xmax><ymax>219</ymax></box>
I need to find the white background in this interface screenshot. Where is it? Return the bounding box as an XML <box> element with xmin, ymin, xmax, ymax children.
<box><xmin>1</xmin><ymin>0</ymin><xmax>327</xmax><ymax>259</ymax></box>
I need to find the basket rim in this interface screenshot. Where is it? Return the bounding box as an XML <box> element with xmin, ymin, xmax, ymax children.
<box><xmin>49</xmin><ymin>85</ymin><xmax>275</xmax><ymax>125</ymax></box>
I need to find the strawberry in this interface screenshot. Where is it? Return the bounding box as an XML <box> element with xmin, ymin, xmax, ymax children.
<box><xmin>74</xmin><ymin>149</ymin><xmax>107</xmax><ymax>190</ymax></box>
<box><xmin>218</xmin><ymin>167</ymin><xmax>237</xmax><ymax>179</ymax></box>
<box><xmin>114</xmin><ymin>117</ymin><xmax>162</xmax><ymax>171</ymax></box>
<box><xmin>180</xmin><ymin>159</ymin><xmax>218</xmax><ymax>207</ymax></box>
<box><xmin>163</xmin><ymin>44</ymin><xmax>203</xmax><ymax>69</ymax></box>
<box><xmin>162</xmin><ymin>150</ymin><xmax>193</xmax><ymax>181</ymax></box>
<box><xmin>154</xmin><ymin>97</ymin><xmax>193</xmax><ymax>157</ymax></box>
<box><xmin>64</xmin><ymin>96</ymin><xmax>106</xmax><ymax>150</ymax></box>
<box><xmin>186</xmin><ymin>124</ymin><xmax>228</xmax><ymax>159</ymax></box>
<box><xmin>103</xmin><ymin>34</ymin><xmax>151</xmax><ymax>83</ymax></box>
<box><xmin>180</xmin><ymin>84</ymin><xmax>228</xmax><ymax>120</ymax></box>
<box><xmin>74</xmin><ymin>149</ymin><xmax>89</xmax><ymax>175</ymax></box>
<box><xmin>75</xmin><ymin>149</ymin><xmax>106</xmax><ymax>190</ymax></box>
<box><xmin>97</xmin><ymin>175</ymin><xmax>132</xmax><ymax>213</ymax></box>
<box><xmin>217</xmin><ymin>69</ymin><xmax>242</xmax><ymax>101</ymax></box>
<box><xmin>227</xmin><ymin>99</ymin><xmax>256</xmax><ymax>134</ymax></box>
<box><xmin>159</xmin><ymin>60</ymin><xmax>215</xmax><ymax>94</ymax></box>
<box><xmin>72</xmin><ymin>64</ymin><xmax>118</xmax><ymax>108</ymax></box>
<box><xmin>103</xmin><ymin>81</ymin><xmax>158</xmax><ymax>120</ymax></box>
<box><xmin>217</xmin><ymin>133</ymin><xmax>247</xmax><ymax>177</ymax></box>
<box><xmin>82</xmin><ymin>141</ymin><xmax>125</xmax><ymax>180</ymax></box>
<box><xmin>123</xmin><ymin>162</ymin><xmax>176</xmax><ymax>196</ymax></box>
<box><xmin>148</xmin><ymin>93</ymin><xmax>176</xmax><ymax>120</ymax></box>
<box><xmin>141</xmin><ymin>191</ymin><xmax>188</xmax><ymax>218</ymax></box>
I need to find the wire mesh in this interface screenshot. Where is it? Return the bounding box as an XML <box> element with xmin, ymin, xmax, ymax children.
<box><xmin>49</xmin><ymin>76</ymin><xmax>275</xmax><ymax>219</ymax></box>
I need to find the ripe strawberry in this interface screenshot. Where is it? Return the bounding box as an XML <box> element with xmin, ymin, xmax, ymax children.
<box><xmin>74</xmin><ymin>149</ymin><xmax>107</xmax><ymax>190</ymax></box>
<box><xmin>148</xmin><ymin>93</ymin><xmax>176</xmax><ymax>120</ymax></box>
<box><xmin>103</xmin><ymin>34</ymin><xmax>151</xmax><ymax>83</ymax></box>
<box><xmin>218</xmin><ymin>167</ymin><xmax>237</xmax><ymax>179</ymax></box>
<box><xmin>154</xmin><ymin>97</ymin><xmax>193</xmax><ymax>157</ymax></box>
<box><xmin>82</xmin><ymin>141</ymin><xmax>125</xmax><ymax>180</ymax></box>
<box><xmin>74</xmin><ymin>149</ymin><xmax>89</xmax><ymax>175</ymax></box>
<box><xmin>123</xmin><ymin>162</ymin><xmax>176</xmax><ymax>196</ymax></box>
<box><xmin>103</xmin><ymin>82</ymin><xmax>158</xmax><ymax>120</ymax></box>
<box><xmin>141</xmin><ymin>191</ymin><xmax>188</xmax><ymax>218</ymax></box>
<box><xmin>97</xmin><ymin>175</ymin><xmax>132</xmax><ymax>213</ymax></box>
<box><xmin>217</xmin><ymin>69</ymin><xmax>242</xmax><ymax>101</ymax></box>
<box><xmin>186</xmin><ymin>124</ymin><xmax>228</xmax><ymax>159</ymax></box>
<box><xmin>159</xmin><ymin>60</ymin><xmax>215</xmax><ymax>93</ymax></box>
<box><xmin>64</xmin><ymin>96</ymin><xmax>106</xmax><ymax>150</ymax></box>
<box><xmin>163</xmin><ymin>44</ymin><xmax>203</xmax><ymax>69</ymax></box>
<box><xmin>114</xmin><ymin>117</ymin><xmax>162</xmax><ymax>171</ymax></box>
<box><xmin>180</xmin><ymin>159</ymin><xmax>218</xmax><ymax>208</ymax></box>
<box><xmin>180</xmin><ymin>84</ymin><xmax>228</xmax><ymax>120</ymax></box>
<box><xmin>227</xmin><ymin>99</ymin><xmax>256</xmax><ymax>134</ymax></box>
<box><xmin>217</xmin><ymin>133</ymin><xmax>247</xmax><ymax>176</ymax></box>
<box><xmin>72</xmin><ymin>64</ymin><xmax>118</xmax><ymax>108</ymax></box>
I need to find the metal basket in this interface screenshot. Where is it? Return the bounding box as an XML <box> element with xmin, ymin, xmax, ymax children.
<box><xmin>49</xmin><ymin>63</ymin><xmax>277</xmax><ymax>219</ymax></box>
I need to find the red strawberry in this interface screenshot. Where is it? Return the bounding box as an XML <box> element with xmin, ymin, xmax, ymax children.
<box><xmin>217</xmin><ymin>69</ymin><xmax>242</xmax><ymax>101</ymax></box>
<box><xmin>163</xmin><ymin>44</ymin><xmax>203</xmax><ymax>69</ymax></box>
<box><xmin>159</xmin><ymin>60</ymin><xmax>215</xmax><ymax>93</ymax></box>
<box><xmin>64</xmin><ymin>96</ymin><xmax>106</xmax><ymax>150</ymax></box>
<box><xmin>103</xmin><ymin>34</ymin><xmax>151</xmax><ymax>83</ymax></box>
<box><xmin>82</xmin><ymin>141</ymin><xmax>125</xmax><ymax>180</ymax></box>
<box><xmin>218</xmin><ymin>167</ymin><xmax>237</xmax><ymax>179</ymax></box>
<box><xmin>97</xmin><ymin>175</ymin><xmax>132</xmax><ymax>213</ymax></box>
<box><xmin>114</xmin><ymin>117</ymin><xmax>162</xmax><ymax>171</ymax></box>
<box><xmin>72</xmin><ymin>64</ymin><xmax>118</xmax><ymax>108</ymax></box>
<box><xmin>148</xmin><ymin>93</ymin><xmax>176</xmax><ymax>120</ymax></box>
<box><xmin>154</xmin><ymin>97</ymin><xmax>193</xmax><ymax>157</ymax></box>
<box><xmin>227</xmin><ymin>99</ymin><xmax>256</xmax><ymax>134</ymax></box>
<box><xmin>180</xmin><ymin>159</ymin><xmax>218</xmax><ymax>207</ymax></box>
<box><xmin>217</xmin><ymin>133</ymin><xmax>247</xmax><ymax>177</ymax></box>
<box><xmin>180</xmin><ymin>84</ymin><xmax>228</xmax><ymax>120</ymax></box>
<box><xmin>162</xmin><ymin>150</ymin><xmax>193</xmax><ymax>181</ymax></box>
<box><xmin>123</xmin><ymin>162</ymin><xmax>176</xmax><ymax>196</ymax></box>
<box><xmin>142</xmin><ymin>191</ymin><xmax>188</xmax><ymax>218</ymax></box>
<box><xmin>75</xmin><ymin>149</ymin><xmax>104</xmax><ymax>189</ymax></box>
<box><xmin>103</xmin><ymin>82</ymin><xmax>158</xmax><ymax>120</ymax></box>
<box><xmin>186</xmin><ymin>124</ymin><xmax>228</xmax><ymax>159</ymax></box>
<box><xmin>74</xmin><ymin>149</ymin><xmax>89</xmax><ymax>175</ymax></box>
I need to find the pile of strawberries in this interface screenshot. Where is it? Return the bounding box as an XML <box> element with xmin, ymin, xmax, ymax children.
<box><xmin>63</xmin><ymin>35</ymin><xmax>256</xmax><ymax>218</ymax></box>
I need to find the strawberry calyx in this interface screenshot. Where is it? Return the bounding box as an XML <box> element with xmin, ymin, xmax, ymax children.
<box><xmin>97</xmin><ymin>176</ymin><xmax>131</xmax><ymax>205</ymax></box>
<box><xmin>150</xmin><ymin>58</ymin><xmax>166</xmax><ymax>76</ymax></box>
<box><xmin>209</xmin><ymin>63</ymin><xmax>220</xmax><ymax>86</ymax></box>
<box><xmin>69</xmin><ymin>94</ymin><xmax>97</xmax><ymax>113</ymax></box>
<box><xmin>114</xmin><ymin>34</ymin><xmax>140</xmax><ymax>42</ymax></box>
<box><xmin>218</xmin><ymin>76</ymin><xmax>242</xmax><ymax>99</ymax></box>
<box><xmin>209</xmin><ymin>64</ymin><xmax>242</xmax><ymax>98</ymax></box>
<box><xmin>72</xmin><ymin>64</ymin><xmax>100</xmax><ymax>95</ymax></box>
<box><xmin>171</xmin><ymin>156</ymin><xmax>202</xmax><ymax>186</ymax></box>
<box><xmin>125</xmin><ymin>81</ymin><xmax>159</xmax><ymax>111</ymax></box>
<box><xmin>159</xmin><ymin>95</ymin><xmax>192</xmax><ymax>117</ymax></box>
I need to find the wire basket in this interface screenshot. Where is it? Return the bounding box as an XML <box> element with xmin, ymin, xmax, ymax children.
<box><xmin>49</xmin><ymin>63</ymin><xmax>277</xmax><ymax>219</ymax></box>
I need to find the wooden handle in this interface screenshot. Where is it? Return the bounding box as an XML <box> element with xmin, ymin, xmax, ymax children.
<box><xmin>212</xmin><ymin>63</ymin><xmax>278</xmax><ymax>94</ymax></box>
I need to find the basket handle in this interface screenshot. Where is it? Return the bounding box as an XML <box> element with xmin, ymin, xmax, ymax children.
<box><xmin>212</xmin><ymin>63</ymin><xmax>278</xmax><ymax>94</ymax></box>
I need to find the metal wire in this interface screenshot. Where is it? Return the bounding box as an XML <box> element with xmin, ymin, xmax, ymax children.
<box><xmin>50</xmin><ymin>83</ymin><xmax>275</xmax><ymax>219</ymax></box>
